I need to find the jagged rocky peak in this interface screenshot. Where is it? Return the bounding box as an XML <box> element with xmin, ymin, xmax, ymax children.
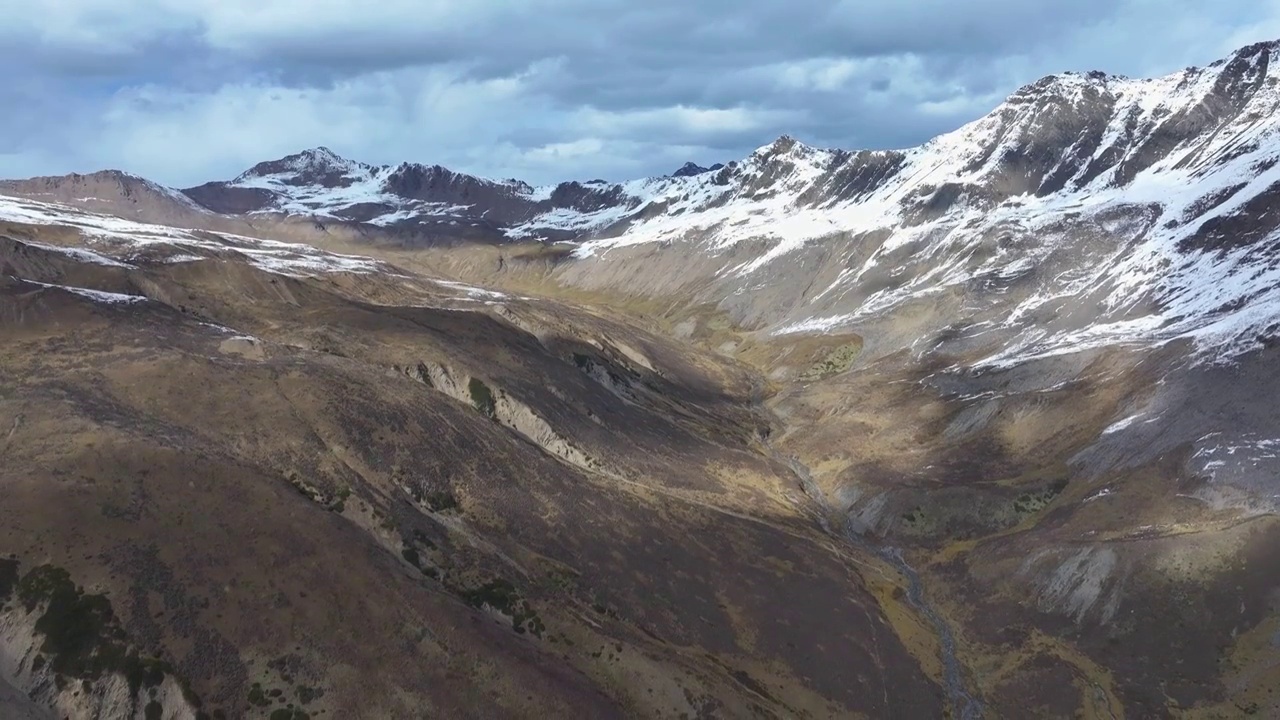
<box><xmin>543</xmin><ymin>179</ymin><xmax>630</xmax><ymax>213</ymax></box>
<box><xmin>729</xmin><ymin>134</ymin><xmax>834</xmax><ymax>197</ymax></box>
<box><xmin>234</xmin><ymin>146</ymin><xmax>371</xmax><ymax>188</ymax></box>
<box><xmin>1219</xmin><ymin>38</ymin><xmax>1280</xmax><ymax>66</ymax></box>
<box><xmin>671</xmin><ymin>161</ymin><xmax>725</xmax><ymax>177</ymax></box>
<box><xmin>384</xmin><ymin>162</ymin><xmax>503</xmax><ymax>201</ymax></box>
<box><xmin>747</xmin><ymin>135</ymin><xmax>834</xmax><ymax>171</ymax></box>
<box><xmin>384</xmin><ymin>162</ymin><xmax>540</xmax><ymax>198</ymax></box>
<box><xmin>504</xmin><ymin>178</ymin><xmax>536</xmax><ymax>194</ymax></box>
<box><xmin>755</xmin><ymin>134</ymin><xmax>802</xmax><ymax>157</ymax></box>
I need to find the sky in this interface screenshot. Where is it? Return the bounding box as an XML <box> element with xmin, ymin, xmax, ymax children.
<box><xmin>2</xmin><ymin>1</ymin><xmax>1279</xmax><ymax>187</ymax></box>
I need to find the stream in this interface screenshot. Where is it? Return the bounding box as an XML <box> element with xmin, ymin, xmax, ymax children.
<box><xmin>769</xmin><ymin>444</ymin><xmax>984</xmax><ymax>719</ymax></box>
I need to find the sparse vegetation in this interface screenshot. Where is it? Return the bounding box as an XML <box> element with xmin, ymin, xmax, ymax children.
<box><xmin>0</xmin><ymin>557</ymin><xmax>17</xmax><ymax>600</ymax></box>
<box><xmin>424</xmin><ymin>489</ymin><xmax>458</xmax><ymax>512</ymax></box>
<box><xmin>461</xmin><ymin>578</ymin><xmax>520</xmax><ymax>614</ymax></box>
<box><xmin>10</xmin><ymin>564</ymin><xmax>174</xmax><ymax>698</ymax></box>
<box><xmin>329</xmin><ymin>485</ymin><xmax>351</xmax><ymax>513</ymax></box>
<box><xmin>408</xmin><ymin>484</ymin><xmax>459</xmax><ymax>512</ymax></box>
<box><xmin>1012</xmin><ymin>480</ymin><xmax>1068</xmax><ymax>516</ymax></box>
<box><xmin>546</xmin><ymin>568</ymin><xmax>579</xmax><ymax>593</ymax></box>
<box><xmin>799</xmin><ymin>341</ymin><xmax>863</xmax><ymax>381</ymax></box>
<box><xmin>468</xmin><ymin>377</ymin><xmax>497</xmax><ymax>419</ymax></box>
<box><xmin>248</xmin><ymin>683</ymin><xmax>270</xmax><ymax>707</ymax></box>
<box><xmin>461</xmin><ymin>578</ymin><xmax>545</xmax><ymax>638</ymax></box>
<box><xmin>296</xmin><ymin>685</ymin><xmax>321</xmax><ymax>705</ymax></box>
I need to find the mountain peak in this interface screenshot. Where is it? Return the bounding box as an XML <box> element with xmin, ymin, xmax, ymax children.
<box><xmin>1230</xmin><ymin>38</ymin><xmax>1280</xmax><ymax>60</ymax></box>
<box><xmin>750</xmin><ymin>134</ymin><xmax>808</xmax><ymax>159</ymax></box>
<box><xmin>670</xmin><ymin>161</ymin><xmax>721</xmax><ymax>176</ymax></box>
<box><xmin>233</xmin><ymin>146</ymin><xmax>370</xmax><ymax>188</ymax></box>
<box><xmin>771</xmin><ymin>134</ymin><xmax>799</xmax><ymax>151</ymax></box>
<box><xmin>273</xmin><ymin>146</ymin><xmax>361</xmax><ymax>171</ymax></box>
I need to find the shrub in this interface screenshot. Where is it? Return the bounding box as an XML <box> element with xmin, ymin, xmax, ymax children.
<box><xmin>468</xmin><ymin>378</ymin><xmax>497</xmax><ymax>419</ymax></box>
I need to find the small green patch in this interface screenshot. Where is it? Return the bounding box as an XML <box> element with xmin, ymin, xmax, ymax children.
<box><xmin>799</xmin><ymin>341</ymin><xmax>863</xmax><ymax>382</ymax></box>
<box><xmin>1011</xmin><ymin>480</ymin><xmax>1067</xmax><ymax>517</ymax></box>
<box><xmin>180</xmin><ymin>678</ymin><xmax>203</xmax><ymax>708</ymax></box>
<box><xmin>0</xmin><ymin>557</ymin><xmax>18</xmax><ymax>598</ymax></box>
<box><xmin>296</xmin><ymin>685</ymin><xmax>322</xmax><ymax>705</ymax></box>
<box><xmin>284</xmin><ymin>472</ymin><xmax>316</xmax><ymax>501</ymax></box>
<box><xmin>461</xmin><ymin>579</ymin><xmax>520</xmax><ymax>614</ymax></box>
<box><xmin>327</xmin><ymin>485</ymin><xmax>351</xmax><ymax>513</ymax></box>
<box><xmin>546</xmin><ymin>568</ymin><xmax>579</xmax><ymax>593</ymax></box>
<box><xmin>468</xmin><ymin>378</ymin><xmax>497</xmax><ymax>419</ymax></box>
<box><xmin>424</xmin><ymin>490</ymin><xmax>458</xmax><ymax>512</ymax></box>
<box><xmin>408</xmin><ymin>484</ymin><xmax>458</xmax><ymax>513</ymax></box>
<box><xmin>401</xmin><ymin>548</ymin><xmax>421</xmax><ymax>568</ymax></box>
<box><xmin>270</xmin><ymin>709</ymin><xmax>310</xmax><ymax>720</ymax></box>
<box><xmin>125</xmin><ymin>655</ymin><xmax>170</xmax><ymax>698</ymax></box>
<box><xmin>13</xmin><ymin>564</ymin><xmax>173</xmax><ymax>697</ymax></box>
<box><xmin>248</xmin><ymin>683</ymin><xmax>270</xmax><ymax>708</ymax></box>
<box><xmin>461</xmin><ymin>579</ymin><xmax>544</xmax><ymax>638</ymax></box>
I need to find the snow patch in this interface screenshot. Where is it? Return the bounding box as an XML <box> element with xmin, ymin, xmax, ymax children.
<box><xmin>19</xmin><ymin>278</ymin><xmax>147</xmax><ymax>304</ymax></box>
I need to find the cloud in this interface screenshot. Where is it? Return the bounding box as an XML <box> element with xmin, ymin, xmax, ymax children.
<box><xmin>0</xmin><ymin>0</ymin><xmax>1277</xmax><ymax>186</ymax></box>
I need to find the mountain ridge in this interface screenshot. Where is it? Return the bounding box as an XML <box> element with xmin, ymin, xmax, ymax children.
<box><xmin>5</xmin><ymin>40</ymin><xmax>1280</xmax><ymax>363</ymax></box>
<box><xmin>9</xmin><ymin>39</ymin><xmax>1278</xmax><ymax>248</ymax></box>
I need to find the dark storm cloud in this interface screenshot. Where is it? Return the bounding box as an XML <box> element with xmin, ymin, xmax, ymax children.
<box><xmin>165</xmin><ymin>0</ymin><xmax>1120</xmax><ymax>79</ymax></box>
<box><xmin>0</xmin><ymin>0</ymin><xmax>1275</xmax><ymax>185</ymax></box>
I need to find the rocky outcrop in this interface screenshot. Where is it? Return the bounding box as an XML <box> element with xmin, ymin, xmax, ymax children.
<box><xmin>0</xmin><ymin>562</ymin><xmax>201</xmax><ymax>720</ymax></box>
<box><xmin>399</xmin><ymin>361</ymin><xmax>603</xmax><ymax>473</ymax></box>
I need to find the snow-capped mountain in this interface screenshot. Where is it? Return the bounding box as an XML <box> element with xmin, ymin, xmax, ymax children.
<box><xmin>179</xmin><ymin>146</ymin><xmax>639</xmax><ymax>240</ymax></box>
<box><xmin>6</xmin><ymin>39</ymin><xmax>1280</xmax><ymax>370</ymax></box>
<box><xmin>533</xmin><ymin>39</ymin><xmax>1280</xmax><ymax>370</ymax></box>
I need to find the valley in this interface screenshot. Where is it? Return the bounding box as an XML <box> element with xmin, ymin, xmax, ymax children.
<box><xmin>4</xmin><ymin>38</ymin><xmax>1280</xmax><ymax>719</ymax></box>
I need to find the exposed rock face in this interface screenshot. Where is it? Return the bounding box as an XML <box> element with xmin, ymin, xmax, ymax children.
<box><xmin>670</xmin><ymin>162</ymin><xmax>724</xmax><ymax>177</ymax></box>
<box><xmin>179</xmin><ymin>182</ymin><xmax>276</xmax><ymax>215</ymax></box>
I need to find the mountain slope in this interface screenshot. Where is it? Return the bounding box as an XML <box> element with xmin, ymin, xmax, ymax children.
<box><xmin>7</xmin><ymin>38</ymin><xmax>1280</xmax><ymax>720</ymax></box>
<box><xmin>0</xmin><ymin>197</ymin><xmax>946</xmax><ymax>719</ymax></box>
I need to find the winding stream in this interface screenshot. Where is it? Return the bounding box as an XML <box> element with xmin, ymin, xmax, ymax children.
<box><xmin>875</xmin><ymin>544</ymin><xmax>983</xmax><ymax>720</ymax></box>
<box><xmin>770</xmin><ymin>445</ymin><xmax>984</xmax><ymax>719</ymax></box>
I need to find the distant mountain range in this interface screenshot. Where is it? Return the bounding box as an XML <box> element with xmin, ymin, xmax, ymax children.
<box><xmin>7</xmin><ymin>39</ymin><xmax>1280</xmax><ymax>361</ymax></box>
